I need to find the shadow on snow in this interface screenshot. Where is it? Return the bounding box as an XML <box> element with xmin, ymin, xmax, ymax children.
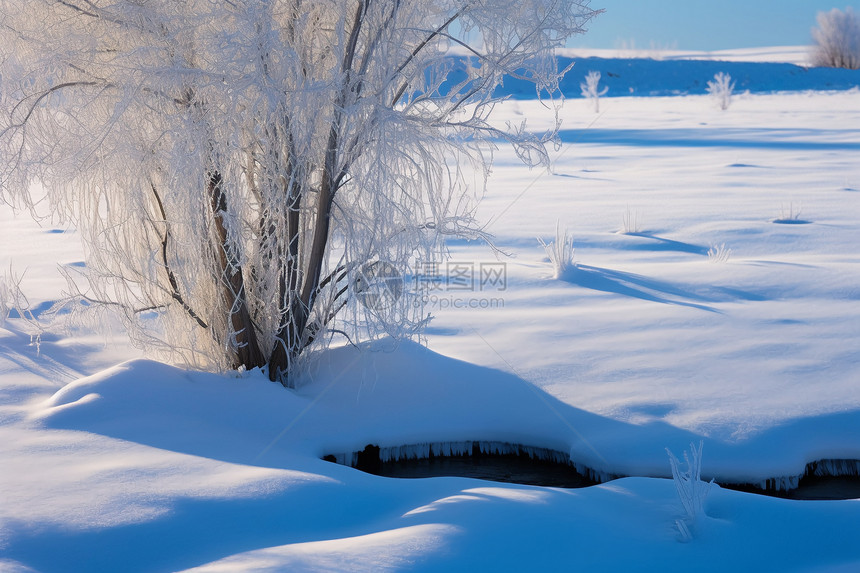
<box><xmin>557</xmin><ymin>128</ymin><xmax>860</xmax><ymax>151</ymax></box>
<box><xmin>7</xmin><ymin>341</ymin><xmax>860</xmax><ymax>571</ymax></box>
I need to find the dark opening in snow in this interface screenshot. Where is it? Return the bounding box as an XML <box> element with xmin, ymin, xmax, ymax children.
<box><xmin>335</xmin><ymin>443</ymin><xmax>598</xmax><ymax>488</ymax></box>
<box><xmin>728</xmin><ymin>475</ymin><xmax>860</xmax><ymax>501</ymax></box>
<box><xmin>324</xmin><ymin>442</ymin><xmax>860</xmax><ymax>501</ymax></box>
<box><xmin>323</xmin><ymin>441</ymin><xmax>599</xmax><ymax>489</ymax></box>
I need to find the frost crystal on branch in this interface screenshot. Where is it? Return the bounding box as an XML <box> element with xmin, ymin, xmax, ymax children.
<box><xmin>0</xmin><ymin>0</ymin><xmax>597</xmax><ymax>385</ymax></box>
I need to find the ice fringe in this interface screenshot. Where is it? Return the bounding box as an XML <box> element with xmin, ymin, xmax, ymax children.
<box><xmin>761</xmin><ymin>458</ymin><xmax>860</xmax><ymax>491</ymax></box>
<box><xmin>328</xmin><ymin>442</ymin><xmax>860</xmax><ymax>495</ymax></box>
<box><xmin>332</xmin><ymin>441</ymin><xmax>576</xmax><ymax>470</ymax></box>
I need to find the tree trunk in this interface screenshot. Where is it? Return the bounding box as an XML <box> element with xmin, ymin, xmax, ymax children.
<box><xmin>209</xmin><ymin>171</ymin><xmax>266</xmax><ymax>370</ymax></box>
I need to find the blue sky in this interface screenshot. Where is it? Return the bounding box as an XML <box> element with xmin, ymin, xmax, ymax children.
<box><xmin>568</xmin><ymin>1</ymin><xmax>860</xmax><ymax>51</ymax></box>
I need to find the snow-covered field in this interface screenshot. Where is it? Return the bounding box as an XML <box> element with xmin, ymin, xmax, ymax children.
<box><xmin>2</xmin><ymin>53</ymin><xmax>860</xmax><ymax>572</ymax></box>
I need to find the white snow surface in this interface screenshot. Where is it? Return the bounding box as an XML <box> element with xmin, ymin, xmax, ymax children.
<box><xmin>2</xmin><ymin>55</ymin><xmax>860</xmax><ymax>572</ymax></box>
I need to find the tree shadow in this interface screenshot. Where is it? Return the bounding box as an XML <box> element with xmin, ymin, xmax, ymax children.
<box><xmin>562</xmin><ymin>264</ymin><xmax>719</xmax><ymax>311</ymax></box>
<box><xmin>557</xmin><ymin>128</ymin><xmax>860</xmax><ymax>151</ymax></box>
<box><xmin>618</xmin><ymin>232</ymin><xmax>709</xmax><ymax>255</ymax></box>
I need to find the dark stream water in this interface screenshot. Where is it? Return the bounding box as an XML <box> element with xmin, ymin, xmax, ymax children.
<box><xmin>326</xmin><ymin>444</ymin><xmax>860</xmax><ymax>501</ymax></box>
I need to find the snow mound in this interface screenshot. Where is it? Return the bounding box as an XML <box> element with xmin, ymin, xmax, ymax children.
<box><xmin>33</xmin><ymin>344</ymin><xmax>860</xmax><ymax>490</ymax></box>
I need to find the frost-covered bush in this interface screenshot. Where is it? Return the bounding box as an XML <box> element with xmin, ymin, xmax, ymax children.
<box><xmin>774</xmin><ymin>202</ymin><xmax>806</xmax><ymax>224</ymax></box>
<box><xmin>0</xmin><ymin>271</ymin><xmax>30</xmax><ymax>326</ymax></box>
<box><xmin>580</xmin><ymin>70</ymin><xmax>608</xmax><ymax>113</ymax></box>
<box><xmin>666</xmin><ymin>441</ymin><xmax>713</xmax><ymax>542</ymax></box>
<box><xmin>0</xmin><ymin>0</ymin><xmax>597</xmax><ymax>385</ymax></box>
<box><xmin>706</xmin><ymin>72</ymin><xmax>735</xmax><ymax>110</ymax></box>
<box><xmin>707</xmin><ymin>243</ymin><xmax>732</xmax><ymax>263</ymax></box>
<box><xmin>620</xmin><ymin>205</ymin><xmax>640</xmax><ymax>234</ymax></box>
<box><xmin>538</xmin><ymin>222</ymin><xmax>576</xmax><ymax>279</ymax></box>
<box><xmin>0</xmin><ymin>274</ymin><xmax>10</xmax><ymax>327</ymax></box>
<box><xmin>0</xmin><ymin>270</ymin><xmax>45</xmax><ymax>349</ymax></box>
<box><xmin>812</xmin><ymin>8</ymin><xmax>860</xmax><ymax>70</ymax></box>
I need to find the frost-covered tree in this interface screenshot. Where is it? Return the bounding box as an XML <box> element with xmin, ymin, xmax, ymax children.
<box><xmin>580</xmin><ymin>70</ymin><xmax>607</xmax><ymax>112</ymax></box>
<box><xmin>0</xmin><ymin>0</ymin><xmax>597</xmax><ymax>385</ymax></box>
<box><xmin>811</xmin><ymin>7</ymin><xmax>860</xmax><ymax>69</ymax></box>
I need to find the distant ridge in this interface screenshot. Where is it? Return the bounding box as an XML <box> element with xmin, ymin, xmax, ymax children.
<box><xmin>445</xmin><ymin>46</ymin><xmax>859</xmax><ymax>98</ymax></box>
<box><xmin>493</xmin><ymin>58</ymin><xmax>860</xmax><ymax>99</ymax></box>
<box><xmin>548</xmin><ymin>57</ymin><xmax>860</xmax><ymax>98</ymax></box>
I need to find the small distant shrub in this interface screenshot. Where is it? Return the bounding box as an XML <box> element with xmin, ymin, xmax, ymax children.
<box><xmin>811</xmin><ymin>8</ymin><xmax>860</xmax><ymax>70</ymax></box>
<box><xmin>580</xmin><ymin>70</ymin><xmax>608</xmax><ymax>113</ymax></box>
<box><xmin>707</xmin><ymin>243</ymin><xmax>732</xmax><ymax>263</ymax></box>
<box><xmin>538</xmin><ymin>222</ymin><xmax>576</xmax><ymax>279</ymax></box>
<box><xmin>0</xmin><ymin>275</ymin><xmax>10</xmax><ymax>327</ymax></box>
<box><xmin>0</xmin><ymin>269</ymin><xmax>45</xmax><ymax>351</ymax></box>
<box><xmin>775</xmin><ymin>202</ymin><xmax>805</xmax><ymax>223</ymax></box>
<box><xmin>706</xmin><ymin>72</ymin><xmax>735</xmax><ymax>110</ymax></box>
<box><xmin>666</xmin><ymin>441</ymin><xmax>713</xmax><ymax>542</ymax></box>
<box><xmin>620</xmin><ymin>205</ymin><xmax>640</xmax><ymax>234</ymax></box>
<box><xmin>0</xmin><ymin>270</ymin><xmax>31</xmax><ymax>327</ymax></box>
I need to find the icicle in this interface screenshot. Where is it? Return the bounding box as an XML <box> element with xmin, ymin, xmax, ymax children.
<box><xmin>813</xmin><ymin>459</ymin><xmax>860</xmax><ymax>477</ymax></box>
<box><xmin>343</xmin><ymin>440</ymin><xmax>584</xmax><ymax>469</ymax></box>
<box><xmin>756</xmin><ymin>458</ymin><xmax>860</xmax><ymax>492</ymax></box>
